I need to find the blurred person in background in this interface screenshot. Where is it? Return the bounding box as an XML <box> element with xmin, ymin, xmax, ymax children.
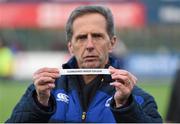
<box><xmin>6</xmin><ymin>5</ymin><xmax>162</xmax><ymax>123</ymax></box>
<box><xmin>0</xmin><ymin>36</ymin><xmax>14</xmax><ymax>80</ymax></box>
<box><xmin>166</xmin><ymin>63</ymin><xmax>180</xmax><ymax>123</ymax></box>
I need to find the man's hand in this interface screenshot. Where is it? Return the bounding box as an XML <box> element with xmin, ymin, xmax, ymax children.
<box><xmin>109</xmin><ymin>66</ymin><xmax>137</xmax><ymax>108</ymax></box>
<box><xmin>33</xmin><ymin>67</ymin><xmax>59</xmax><ymax>106</ymax></box>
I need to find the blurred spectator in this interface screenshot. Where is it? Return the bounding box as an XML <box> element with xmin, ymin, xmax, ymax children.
<box><xmin>0</xmin><ymin>36</ymin><xmax>14</xmax><ymax>79</ymax></box>
<box><xmin>166</xmin><ymin>62</ymin><xmax>180</xmax><ymax>123</ymax></box>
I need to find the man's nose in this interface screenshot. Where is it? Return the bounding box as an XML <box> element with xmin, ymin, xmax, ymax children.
<box><xmin>86</xmin><ymin>36</ymin><xmax>94</xmax><ymax>50</ymax></box>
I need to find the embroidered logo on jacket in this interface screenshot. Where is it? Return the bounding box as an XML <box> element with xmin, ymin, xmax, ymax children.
<box><xmin>56</xmin><ymin>93</ymin><xmax>69</xmax><ymax>103</ymax></box>
<box><xmin>135</xmin><ymin>95</ymin><xmax>144</xmax><ymax>105</ymax></box>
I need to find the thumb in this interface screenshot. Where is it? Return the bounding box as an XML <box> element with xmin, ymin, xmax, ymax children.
<box><xmin>108</xmin><ymin>66</ymin><xmax>115</xmax><ymax>74</ymax></box>
<box><xmin>108</xmin><ymin>66</ymin><xmax>115</xmax><ymax>69</ymax></box>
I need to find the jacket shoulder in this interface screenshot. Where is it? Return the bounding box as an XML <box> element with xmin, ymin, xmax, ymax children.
<box><xmin>132</xmin><ymin>86</ymin><xmax>156</xmax><ymax>106</ymax></box>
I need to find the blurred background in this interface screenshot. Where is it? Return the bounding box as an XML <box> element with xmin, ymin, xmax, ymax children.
<box><xmin>0</xmin><ymin>0</ymin><xmax>180</xmax><ymax>122</ymax></box>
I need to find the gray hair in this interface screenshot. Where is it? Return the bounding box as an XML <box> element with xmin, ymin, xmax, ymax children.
<box><xmin>65</xmin><ymin>5</ymin><xmax>115</xmax><ymax>42</ymax></box>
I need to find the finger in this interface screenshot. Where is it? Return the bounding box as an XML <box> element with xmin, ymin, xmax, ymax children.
<box><xmin>36</xmin><ymin>82</ymin><xmax>55</xmax><ymax>92</ymax></box>
<box><xmin>110</xmin><ymin>82</ymin><xmax>130</xmax><ymax>93</ymax></box>
<box><xmin>111</xmin><ymin>69</ymin><xmax>137</xmax><ymax>85</ymax></box>
<box><xmin>108</xmin><ymin>66</ymin><xmax>116</xmax><ymax>74</ymax></box>
<box><xmin>34</xmin><ymin>76</ymin><xmax>55</xmax><ymax>86</ymax></box>
<box><xmin>109</xmin><ymin>66</ymin><xmax>137</xmax><ymax>86</ymax></box>
<box><xmin>111</xmin><ymin>74</ymin><xmax>127</xmax><ymax>83</ymax></box>
<box><xmin>109</xmin><ymin>67</ymin><xmax>130</xmax><ymax>76</ymax></box>
<box><xmin>35</xmin><ymin>78</ymin><xmax>55</xmax><ymax>95</ymax></box>
<box><xmin>33</xmin><ymin>72</ymin><xmax>59</xmax><ymax>81</ymax></box>
<box><xmin>109</xmin><ymin>66</ymin><xmax>115</xmax><ymax>69</ymax></box>
<box><xmin>111</xmin><ymin>74</ymin><xmax>131</xmax><ymax>84</ymax></box>
<box><xmin>127</xmin><ymin>72</ymin><xmax>138</xmax><ymax>85</ymax></box>
<box><xmin>34</xmin><ymin>67</ymin><xmax>59</xmax><ymax>75</ymax></box>
<box><xmin>111</xmin><ymin>74</ymin><xmax>134</xmax><ymax>88</ymax></box>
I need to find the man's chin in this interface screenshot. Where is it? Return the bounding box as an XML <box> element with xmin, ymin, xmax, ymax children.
<box><xmin>82</xmin><ymin>62</ymin><xmax>100</xmax><ymax>69</ymax></box>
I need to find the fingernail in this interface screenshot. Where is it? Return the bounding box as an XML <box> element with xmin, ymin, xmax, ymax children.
<box><xmin>49</xmin><ymin>83</ymin><xmax>54</xmax><ymax>87</ymax></box>
<box><xmin>108</xmin><ymin>66</ymin><xmax>114</xmax><ymax>69</ymax></box>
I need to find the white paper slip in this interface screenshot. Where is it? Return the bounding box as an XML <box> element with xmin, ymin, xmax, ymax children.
<box><xmin>59</xmin><ymin>69</ymin><xmax>110</xmax><ymax>75</ymax></box>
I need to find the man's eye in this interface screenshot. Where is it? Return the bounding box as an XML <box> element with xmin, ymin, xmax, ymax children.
<box><xmin>77</xmin><ymin>35</ymin><xmax>87</xmax><ymax>41</ymax></box>
<box><xmin>93</xmin><ymin>34</ymin><xmax>103</xmax><ymax>39</ymax></box>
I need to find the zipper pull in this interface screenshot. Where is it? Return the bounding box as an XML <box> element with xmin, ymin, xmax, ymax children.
<box><xmin>82</xmin><ymin>112</ymin><xmax>86</xmax><ymax>121</ymax></box>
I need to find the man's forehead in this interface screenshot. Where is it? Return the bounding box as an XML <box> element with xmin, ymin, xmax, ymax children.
<box><xmin>71</xmin><ymin>13</ymin><xmax>108</xmax><ymax>38</ymax></box>
<box><xmin>72</xmin><ymin>13</ymin><xmax>106</xmax><ymax>25</ymax></box>
<box><xmin>76</xmin><ymin>32</ymin><xmax>103</xmax><ymax>36</ymax></box>
<box><xmin>74</xmin><ymin>12</ymin><xmax>104</xmax><ymax>20</ymax></box>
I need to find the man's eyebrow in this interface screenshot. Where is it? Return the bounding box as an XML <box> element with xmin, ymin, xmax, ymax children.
<box><xmin>76</xmin><ymin>34</ymin><xmax>87</xmax><ymax>39</ymax></box>
<box><xmin>92</xmin><ymin>33</ymin><xmax>104</xmax><ymax>36</ymax></box>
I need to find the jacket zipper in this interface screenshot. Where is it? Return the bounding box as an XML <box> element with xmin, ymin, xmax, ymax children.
<box><xmin>80</xmin><ymin>77</ymin><xmax>105</xmax><ymax>122</ymax></box>
<box><xmin>81</xmin><ymin>111</ymin><xmax>86</xmax><ymax>122</ymax></box>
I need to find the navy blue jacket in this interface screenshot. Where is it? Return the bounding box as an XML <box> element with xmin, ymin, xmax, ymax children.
<box><xmin>6</xmin><ymin>56</ymin><xmax>162</xmax><ymax>123</ymax></box>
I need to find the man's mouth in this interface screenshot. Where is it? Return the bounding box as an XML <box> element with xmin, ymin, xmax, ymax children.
<box><xmin>83</xmin><ymin>56</ymin><xmax>98</xmax><ymax>61</ymax></box>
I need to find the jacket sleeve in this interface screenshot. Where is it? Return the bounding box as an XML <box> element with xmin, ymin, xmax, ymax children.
<box><xmin>109</xmin><ymin>92</ymin><xmax>163</xmax><ymax>123</ymax></box>
<box><xmin>5</xmin><ymin>84</ymin><xmax>56</xmax><ymax>123</ymax></box>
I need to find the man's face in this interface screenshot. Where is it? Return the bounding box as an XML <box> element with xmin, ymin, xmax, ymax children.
<box><xmin>68</xmin><ymin>13</ymin><xmax>116</xmax><ymax>68</ymax></box>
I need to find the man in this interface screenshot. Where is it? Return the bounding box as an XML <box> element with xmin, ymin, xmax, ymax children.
<box><xmin>6</xmin><ymin>5</ymin><xmax>162</xmax><ymax>123</ymax></box>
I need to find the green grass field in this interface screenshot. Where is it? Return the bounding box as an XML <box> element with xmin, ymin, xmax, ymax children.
<box><xmin>0</xmin><ymin>79</ymin><xmax>172</xmax><ymax>122</ymax></box>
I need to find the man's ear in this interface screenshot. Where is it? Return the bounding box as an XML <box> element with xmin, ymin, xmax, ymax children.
<box><xmin>109</xmin><ymin>36</ymin><xmax>117</xmax><ymax>53</ymax></box>
<box><xmin>68</xmin><ymin>42</ymin><xmax>74</xmax><ymax>56</ymax></box>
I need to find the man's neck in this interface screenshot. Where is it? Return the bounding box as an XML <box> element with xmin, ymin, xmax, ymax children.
<box><xmin>83</xmin><ymin>75</ymin><xmax>97</xmax><ymax>84</ymax></box>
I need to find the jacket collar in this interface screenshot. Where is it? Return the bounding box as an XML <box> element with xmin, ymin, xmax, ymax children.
<box><xmin>62</xmin><ymin>55</ymin><xmax>122</xmax><ymax>69</ymax></box>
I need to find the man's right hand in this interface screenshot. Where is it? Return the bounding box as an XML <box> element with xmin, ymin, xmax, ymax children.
<box><xmin>33</xmin><ymin>67</ymin><xmax>59</xmax><ymax>106</ymax></box>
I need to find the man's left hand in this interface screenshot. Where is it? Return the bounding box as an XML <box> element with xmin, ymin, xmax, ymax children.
<box><xmin>109</xmin><ymin>66</ymin><xmax>137</xmax><ymax>108</ymax></box>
